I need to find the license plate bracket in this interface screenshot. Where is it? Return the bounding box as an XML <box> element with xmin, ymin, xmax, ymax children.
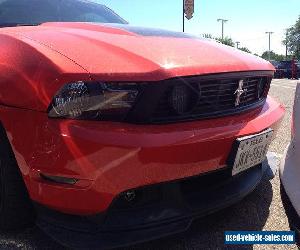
<box><xmin>228</xmin><ymin>129</ymin><xmax>273</xmax><ymax>176</ymax></box>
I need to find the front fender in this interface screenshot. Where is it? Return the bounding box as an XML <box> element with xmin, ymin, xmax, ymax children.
<box><xmin>0</xmin><ymin>33</ymin><xmax>89</xmax><ymax>111</ymax></box>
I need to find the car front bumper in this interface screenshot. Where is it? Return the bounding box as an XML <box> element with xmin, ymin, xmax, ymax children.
<box><xmin>0</xmin><ymin>96</ymin><xmax>284</xmax><ymax>216</ymax></box>
<box><xmin>35</xmin><ymin>164</ymin><xmax>266</xmax><ymax>249</ymax></box>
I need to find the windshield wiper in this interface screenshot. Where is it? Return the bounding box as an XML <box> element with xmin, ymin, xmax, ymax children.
<box><xmin>0</xmin><ymin>23</ymin><xmax>40</xmax><ymax>28</ymax></box>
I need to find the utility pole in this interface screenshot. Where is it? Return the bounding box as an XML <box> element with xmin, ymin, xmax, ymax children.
<box><xmin>183</xmin><ymin>0</ymin><xmax>185</xmax><ymax>32</ymax></box>
<box><xmin>217</xmin><ymin>18</ymin><xmax>228</xmax><ymax>40</ymax></box>
<box><xmin>285</xmin><ymin>31</ymin><xmax>288</xmax><ymax>59</ymax></box>
<box><xmin>265</xmin><ymin>31</ymin><xmax>274</xmax><ymax>61</ymax></box>
<box><xmin>236</xmin><ymin>41</ymin><xmax>240</xmax><ymax>49</ymax></box>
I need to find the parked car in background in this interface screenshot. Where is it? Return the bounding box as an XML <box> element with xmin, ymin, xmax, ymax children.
<box><xmin>275</xmin><ymin>60</ymin><xmax>299</xmax><ymax>79</ymax></box>
<box><xmin>271</xmin><ymin>61</ymin><xmax>284</xmax><ymax>78</ymax></box>
<box><xmin>0</xmin><ymin>0</ymin><xmax>285</xmax><ymax>249</ymax></box>
<box><xmin>270</xmin><ymin>60</ymin><xmax>280</xmax><ymax>68</ymax></box>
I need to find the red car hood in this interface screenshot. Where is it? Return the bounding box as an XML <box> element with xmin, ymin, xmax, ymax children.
<box><xmin>12</xmin><ymin>22</ymin><xmax>274</xmax><ymax>81</ymax></box>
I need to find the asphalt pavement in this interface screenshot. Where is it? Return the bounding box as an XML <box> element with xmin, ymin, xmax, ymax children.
<box><xmin>0</xmin><ymin>79</ymin><xmax>299</xmax><ymax>250</ymax></box>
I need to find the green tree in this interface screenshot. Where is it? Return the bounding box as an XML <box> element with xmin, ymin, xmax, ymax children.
<box><xmin>261</xmin><ymin>51</ymin><xmax>285</xmax><ymax>61</ymax></box>
<box><xmin>239</xmin><ymin>47</ymin><xmax>251</xmax><ymax>54</ymax></box>
<box><xmin>202</xmin><ymin>34</ymin><xmax>249</xmax><ymax>51</ymax></box>
<box><xmin>283</xmin><ymin>16</ymin><xmax>300</xmax><ymax>59</ymax></box>
<box><xmin>215</xmin><ymin>36</ymin><xmax>235</xmax><ymax>47</ymax></box>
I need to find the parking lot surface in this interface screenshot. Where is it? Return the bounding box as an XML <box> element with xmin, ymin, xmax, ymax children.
<box><xmin>0</xmin><ymin>79</ymin><xmax>298</xmax><ymax>250</ymax></box>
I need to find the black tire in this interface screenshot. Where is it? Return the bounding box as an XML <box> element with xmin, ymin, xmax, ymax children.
<box><xmin>0</xmin><ymin>125</ymin><xmax>35</xmax><ymax>230</ymax></box>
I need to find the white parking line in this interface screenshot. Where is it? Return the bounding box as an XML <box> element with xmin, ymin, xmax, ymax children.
<box><xmin>272</xmin><ymin>79</ymin><xmax>299</xmax><ymax>85</ymax></box>
<box><xmin>271</xmin><ymin>84</ymin><xmax>296</xmax><ymax>90</ymax></box>
<box><xmin>271</xmin><ymin>79</ymin><xmax>298</xmax><ymax>89</ymax></box>
<box><xmin>269</xmin><ymin>151</ymin><xmax>283</xmax><ymax>159</ymax></box>
<box><xmin>264</xmin><ymin>151</ymin><xmax>282</xmax><ymax>179</ymax></box>
<box><xmin>272</xmin><ymin>82</ymin><xmax>291</xmax><ymax>87</ymax></box>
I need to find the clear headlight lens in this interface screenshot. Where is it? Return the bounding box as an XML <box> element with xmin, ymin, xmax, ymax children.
<box><xmin>48</xmin><ymin>81</ymin><xmax>139</xmax><ymax>121</ymax></box>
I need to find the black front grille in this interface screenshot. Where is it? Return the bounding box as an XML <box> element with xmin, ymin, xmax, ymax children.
<box><xmin>125</xmin><ymin>71</ymin><xmax>273</xmax><ymax>124</ymax></box>
<box><xmin>150</xmin><ymin>75</ymin><xmax>271</xmax><ymax>123</ymax></box>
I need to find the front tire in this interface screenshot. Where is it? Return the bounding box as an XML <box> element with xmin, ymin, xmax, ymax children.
<box><xmin>0</xmin><ymin>126</ymin><xmax>35</xmax><ymax>230</ymax></box>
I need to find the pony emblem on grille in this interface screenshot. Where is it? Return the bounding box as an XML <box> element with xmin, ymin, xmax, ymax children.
<box><xmin>234</xmin><ymin>80</ymin><xmax>247</xmax><ymax>106</ymax></box>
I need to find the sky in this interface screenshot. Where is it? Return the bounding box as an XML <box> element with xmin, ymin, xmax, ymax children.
<box><xmin>96</xmin><ymin>0</ymin><xmax>300</xmax><ymax>56</ymax></box>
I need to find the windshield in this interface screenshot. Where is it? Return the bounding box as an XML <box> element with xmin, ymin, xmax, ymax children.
<box><xmin>0</xmin><ymin>0</ymin><xmax>127</xmax><ymax>27</ymax></box>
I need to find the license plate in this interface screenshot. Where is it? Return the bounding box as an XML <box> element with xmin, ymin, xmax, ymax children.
<box><xmin>231</xmin><ymin>129</ymin><xmax>273</xmax><ymax>176</ymax></box>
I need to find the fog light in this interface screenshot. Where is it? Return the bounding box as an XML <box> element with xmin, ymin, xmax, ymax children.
<box><xmin>124</xmin><ymin>190</ymin><xmax>136</xmax><ymax>202</ymax></box>
<box><xmin>40</xmin><ymin>174</ymin><xmax>78</xmax><ymax>185</ymax></box>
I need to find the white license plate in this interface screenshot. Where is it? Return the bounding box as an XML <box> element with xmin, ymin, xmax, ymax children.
<box><xmin>232</xmin><ymin>129</ymin><xmax>273</xmax><ymax>176</ymax></box>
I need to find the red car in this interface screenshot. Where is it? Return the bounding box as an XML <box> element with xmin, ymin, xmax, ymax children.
<box><xmin>0</xmin><ymin>0</ymin><xmax>284</xmax><ymax>249</ymax></box>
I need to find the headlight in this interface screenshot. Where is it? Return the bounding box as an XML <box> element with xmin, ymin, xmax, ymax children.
<box><xmin>48</xmin><ymin>81</ymin><xmax>139</xmax><ymax>121</ymax></box>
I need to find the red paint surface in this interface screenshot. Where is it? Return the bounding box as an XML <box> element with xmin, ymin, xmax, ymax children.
<box><xmin>0</xmin><ymin>96</ymin><xmax>284</xmax><ymax>215</ymax></box>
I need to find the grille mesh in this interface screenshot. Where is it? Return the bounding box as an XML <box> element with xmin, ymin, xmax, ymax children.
<box><xmin>151</xmin><ymin>77</ymin><xmax>270</xmax><ymax>123</ymax></box>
